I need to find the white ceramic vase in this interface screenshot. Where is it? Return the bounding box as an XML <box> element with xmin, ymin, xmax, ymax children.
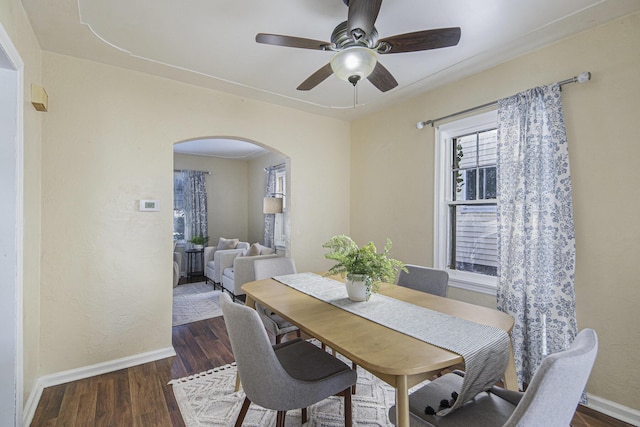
<box><xmin>346</xmin><ymin>274</ymin><xmax>372</xmax><ymax>302</ymax></box>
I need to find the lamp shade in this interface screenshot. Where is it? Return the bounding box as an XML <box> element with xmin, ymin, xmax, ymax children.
<box><xmin>330</xmin><ymin>47</ymin><xmax>377</xmax><ymax>83</ymax></box>
<box><xmin>263</xmin><ymin>197</ymin><xmax>283</xmax><ymax>214</ymax></box>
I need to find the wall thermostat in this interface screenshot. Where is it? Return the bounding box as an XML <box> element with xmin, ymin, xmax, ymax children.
<box><xmin>139</xmin><ymin>199</ymin><xmax>160</xmax><ymax>211</ymax></box>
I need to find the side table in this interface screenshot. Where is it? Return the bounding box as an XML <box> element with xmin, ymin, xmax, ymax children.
<box><xmin>185</xmin><ymin>248</ymin><xmax>204</xmax><ymax>279</ymax></box>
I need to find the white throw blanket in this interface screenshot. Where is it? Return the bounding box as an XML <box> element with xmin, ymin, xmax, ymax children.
<box><xmin>273</xmin><ymin>272</ymin><xmax>510</xmax><ymax>416</ymax></box>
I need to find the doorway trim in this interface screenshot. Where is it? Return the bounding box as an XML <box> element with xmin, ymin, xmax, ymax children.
<box><xmin>0</xmin><ymin>20</ymin><xmax>25</xmax><ymax>427</ymax></box>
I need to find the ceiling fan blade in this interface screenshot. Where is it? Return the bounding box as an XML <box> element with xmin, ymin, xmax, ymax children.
<box><xmin>367</xmin><ymin>61</ymin><xmax>398</xmax><ymax>92</ymax></box>
<box><xmin>347</xmin><ymin>0</ymin><xmax>382</xmax><ymax>40</ymax></box>
<box><xmin>297</xmin><ymin>63</ymin><xmax>334</xmax><ymax>91</ymax></box>
<box><xmin>378</xmin><ymin>27</ymin><xmax>461</xmax><ymax>54</ymax></box>
<box><xmin>256</xmin><ymin>33</ymin><xmax>330</xmax><ymax>51</ymax></box>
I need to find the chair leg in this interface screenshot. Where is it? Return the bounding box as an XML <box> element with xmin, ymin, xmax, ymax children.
<box><xmin>343</xmin><ymin>387</ymin><xmax>352</xmax><ymax>426</ymax></box>
<box><xmin>234</xmin><ymin>372</ymin><xmax>241</xmax><ymax>392</ymax></box>
<box><xmin>296</xmin><ymin>329</ymin><xmax>301</xmax><ymax>339</ymax></box>
<box><xmin>276</xmin><ymin>410</ymin><xmax>287</xmax><ymax>427</ymax></box>
<box><xmin>301</xmin><ymin>407</ymin><xmax>308</xmax><ymax>424</ymax></box>
<box><xmin>235</xmin><ymin>397</ymin><xmax>251</xmax><ymax>427</ymax></box>
<box><xmin>351</xmin><ymin>361</ymin><xmax>357</xmax><ymax>395</ymax></box>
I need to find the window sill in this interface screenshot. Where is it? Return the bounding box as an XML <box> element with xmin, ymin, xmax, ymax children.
<box><xmin>446</xmin><ymin>270</ymin><xmax>497</xmax><ymax>296</ymax></box>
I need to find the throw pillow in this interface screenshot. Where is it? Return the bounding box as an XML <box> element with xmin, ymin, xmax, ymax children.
<box><xmin>217</xmin><ymin>237</ymin><xmax>239</xmax><ymax>250</ymax></box>
<box><xmin>246</xmin><ymin>243</ymin><xmax>261</xmax><ymax>257</ymax></box>
<box><xmin>257</xmin><ymin>243</ymin><xmax>275</xmax><ymax>255</ymax></box>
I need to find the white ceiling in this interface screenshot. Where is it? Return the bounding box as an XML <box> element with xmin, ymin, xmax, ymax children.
<box><xmin>174</xmin><ymin>138</ymin><xmax>269</xmax><ymax>159</ymax></box>
<box><xmin>22</xmin><ymin>0</ymin><xmax>640</xmax><ymax>123</ymax></box>
<box><xmin>22</xmin><ymin>0</ymin><xmax>640</xmax><ymax>158</ymax></box>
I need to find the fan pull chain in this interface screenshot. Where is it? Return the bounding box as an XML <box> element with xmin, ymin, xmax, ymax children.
<box><xmin>348</xmin><ymin>75</ymin><xmax>361</xmax><ymax>108</ymax></box>
<box><xmin>353</xmin><ymin>82</ymin><xmax>363</xmax><ymax>108</ymax></box>
<box><xmin>353</xmin><ymin>83</ymin><xmax>357</xmax><ymax>108</ymax></box>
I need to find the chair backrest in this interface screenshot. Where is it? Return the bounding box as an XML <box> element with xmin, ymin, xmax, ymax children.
<box><xmin>396</xmin><ymin>264</ymin><xmax>448</xmax><ymax>297</ymax></box>
<box><xmin>504</xmin><ymin>328</ymin><xmax>598</xmax><ymax>427</ymax></box>
<box><xmin>253</xmin><ymin>257</ymin><xmax>297</xmax><ymax>280</ymax></box>
<box><xmin>219</xmin><ymin>293</ymin><xmax>299</xmax><ymax>409</ymax></box>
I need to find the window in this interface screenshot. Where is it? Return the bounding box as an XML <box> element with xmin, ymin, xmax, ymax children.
<box><xmin>173</xmin><ymin>171</ymin><xmax>185</xmax><ymax>242</ymax></box>
<box><xmin>273</xmin><ymin>169</ymin><xmax>286</xmax><ymax>247</ymax></box>
<box><xmin>435</xmin><ymin>110</ymin><xmax>498</xmax><ymax>294</ymax></box>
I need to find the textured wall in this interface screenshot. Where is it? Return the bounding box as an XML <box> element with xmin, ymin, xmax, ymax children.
<box><xmin>38</xmin><ymin>52</ymin><xmax>350</xmax><ymax>375</ymax></box>
<box><xmin>350</xmin><ymin>12</ymin><xmax>640</xmax><ymax>410</ymax></box>
<box><xmin>0</xmin><ymin>0</ymin><xmax>43</xmax><ymax>407</ymax></box>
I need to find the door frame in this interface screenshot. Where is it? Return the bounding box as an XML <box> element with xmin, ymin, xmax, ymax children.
<box><xmin>0</xmin><ymin>20</ymin><xmax>25</xmax><ymax>426</ymax></box>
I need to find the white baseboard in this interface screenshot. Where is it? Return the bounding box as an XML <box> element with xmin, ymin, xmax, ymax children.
<box><xmin>22</xmin><ymin>382</ymin><xmax>43</xmax><ymax>427</ymax></box>
<box><xmin>586</xmin><ymin>393</ymin><xmax>640</xmax><ymax>426</ymax></box>
<box><xmin>22</xmin><ymin>352</ymin><xmax>639</xmax><ymax>427</ymax></box>
<box><xmin>23</xmin><ymin>346</ymin><xmax>176</xmax><ymax>426</ymax></box>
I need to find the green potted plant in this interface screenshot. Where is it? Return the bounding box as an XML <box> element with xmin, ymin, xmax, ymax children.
<box><xmin>323</xmin><ymin>235</ymin><xmax>406</xmax><ymax>301</ymax></box>
<box><xmin>189</xmin><ymin>234</ymin><xmax>209</xmax><ymax>250</ymax></box>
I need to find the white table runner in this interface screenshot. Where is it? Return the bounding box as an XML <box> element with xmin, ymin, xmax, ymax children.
<box><xmin>273</xmin><ymin>272</ymin><xmax>511</xmax><ymax>415</ymax></box>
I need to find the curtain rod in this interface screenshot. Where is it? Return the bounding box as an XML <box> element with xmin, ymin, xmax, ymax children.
<box><xmin>416</xmin><ymin>71</ymin><xmax>591</xmax><ymax>129</ymax></box>
<box><xmin>173</xmin><ymin>169</ymin><xmax>212</xmax><ymax>174</ymax></box>
<box><xmin>264</xmin><ymin>162</ymin><xmax>286</xmax><ymax>171</ymax></box>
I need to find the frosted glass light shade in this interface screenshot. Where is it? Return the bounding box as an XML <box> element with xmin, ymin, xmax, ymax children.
<box><xmin>330</xmin><ymin>47</ymin><xmax>377</xmax><ymax>83</ymax></box>
<box><xmin>263</xmin><ymin>197</ymin><xmax>283</xmax><ymax>214</ymax></box>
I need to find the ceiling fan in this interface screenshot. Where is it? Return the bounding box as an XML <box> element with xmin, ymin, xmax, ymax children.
<box><xmin>256</xmin><ymin>0</ymin><xmax>461</xmax><ymax>92</ymax></box>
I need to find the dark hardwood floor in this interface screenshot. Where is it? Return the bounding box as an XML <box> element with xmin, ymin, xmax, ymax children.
<box><xmin>31</xmin><ymin>315</ymin><xmax>631</xmax><ymax>426</ymax></box>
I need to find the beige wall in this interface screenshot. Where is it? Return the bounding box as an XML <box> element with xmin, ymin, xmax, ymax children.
<box><xmin>0</xmin><ymin>0</ymin><xmax>42</xmax><ymax>406</ymax></box>
<box><xmin>174</xmin><ymin>153</ymin><xmax>249</xmax><ymax>243</ymax></box>
<box><xmin>351</xmin><ymin>12</ymin><xmax>640</xmax><ymax>409</ymax></box>
<box><xmin>38</xmin><ymin>52</ymin><xmax>350</xmax><ymax>377</ymax></box>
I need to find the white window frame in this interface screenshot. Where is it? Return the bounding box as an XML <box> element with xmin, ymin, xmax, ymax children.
<box><xmin>434</xmin><ymin>110</ymin><xmax>498</xmax><ymax>295</ymax></box>
<box><xmin>173</xmin><ymin>171</ymin><xmax>186</xmax><ymax>246</ymax></box>
<box><xmin>273</xmin><ymin>169</ymin><xmax>286</xmax><ymax>248</ymax></box>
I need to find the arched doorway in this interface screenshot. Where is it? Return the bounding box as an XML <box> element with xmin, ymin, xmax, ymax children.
<box><xmin>172</xmin><ymin>137</ymin><xmax>290</xmax><ymax>281</ymax></box>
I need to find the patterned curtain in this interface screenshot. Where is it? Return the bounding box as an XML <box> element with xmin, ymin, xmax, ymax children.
<box><xmin>496</xmin><ymin>84</ymin><xmax>578</xmax><ymax>389</ymax></box>
<box><xmin>263</xmin><ymin>166</ymin><xmax>277</xmax><ymax>248</ymax></box>
<box><xmin>183</xmin><ymin>171</ymin><xmax>208</xmax><ymax>244</ymax></box>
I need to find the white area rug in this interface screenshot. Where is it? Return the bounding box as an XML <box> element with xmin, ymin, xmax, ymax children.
<box><xmin>170</xmin><ymin>357</ymin><xmax>400</xmax><ymax>426</ymax></box>
<box><xmin>173</xmin><ymin>282</ymin><xmax>222</xmax><ymax>326</ymax></box>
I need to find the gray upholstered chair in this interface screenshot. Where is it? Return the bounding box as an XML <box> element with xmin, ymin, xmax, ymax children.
<box><xmin>221</xmin><ymin>253</ymin><xmax>280</xmax><ymax>301</ymax></box>
<box><xmin>220</xmin><ymin>293</ymin><xmax>357</xmax><ymax>427</ymax></box>
<box><xmin>388</xmin><ymin>328</ymin><xmax>598</xmax><ymax>427</ymax></box>
<box><xmin>396</xmin><ymin>264</ymin><xmax>448</xmax><ymax>297</ymax></box>
<box><xmin>253</xmin><ymin>257</ymin><xmax>301</xmax><ymax>344</ymax></box>
<box><xmin>254</xmin><ymin>257</ymin><xmax>358</xmax><ymax>393</ymax></box>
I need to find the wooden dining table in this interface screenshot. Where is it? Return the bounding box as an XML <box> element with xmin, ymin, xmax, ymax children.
<box><xmin>242</xmin><ymin>275</ymin><xmax>517</xmax><ymax>427</ymax></box>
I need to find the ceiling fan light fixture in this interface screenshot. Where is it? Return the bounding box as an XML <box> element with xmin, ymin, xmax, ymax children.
<box><xmin>330</xmin><ymin>46</ymin><xmax>377</xmax><ymax>84</ymax></box>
